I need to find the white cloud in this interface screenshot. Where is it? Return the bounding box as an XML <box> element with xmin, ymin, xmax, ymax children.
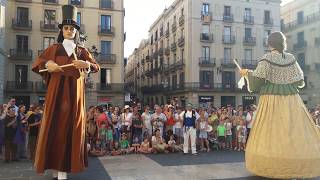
<box><xmin>124</xmin><ymin>0</ymin><xmax>174</xmax><ymax>57</ymax></box>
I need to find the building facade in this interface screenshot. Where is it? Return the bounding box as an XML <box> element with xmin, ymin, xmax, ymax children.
<box><xmin>281</xmin><ymin>0</ymin><xmax>320</xmax><ymax>107</ymax></box>
<box><xmin>5</xmin><ymin>0</ymin><xmax>125</xmax><ymax>107</ymax></box>
<box><xmin>0</xmin><ymin>0</ymin><xmax>6</xmax><ymax>104</ymax></box>
<box><xmin>126</xmin><ymin>0</ymin><xmax>280</xmax><ymax>108</ymax></box>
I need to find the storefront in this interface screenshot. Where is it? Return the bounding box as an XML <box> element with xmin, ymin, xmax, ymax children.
<box><xmin>242</xmin><ymin>96</ymin><xmax>256</xmax><ymax>109</ymax></box>
<box><xmin>199</xmin><ymin>96</ymin><xmax>214</xmax><ymax>108</ymax></box>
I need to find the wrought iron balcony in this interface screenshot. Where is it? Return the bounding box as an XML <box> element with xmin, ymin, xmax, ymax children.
<box><xmin>96</xmin><ymin>54</ymin><xmax>116</xmax><ymax>64</ymax></box>
<box><xmin>243</xmin><ymin>37</ymin><xmax>256</xmax><ymax>46</ymax></box>
<box><xmin>100</xmin><ymin>0</ymin><xmax>113</xmax><ymax>9</ymax></box>
<box><xmin>200</xmin><ymin>33</ymin><xmax>214</xmax><ymax>43</ymax></box>
<box><xmin>16</xmin><ymin>0</ymin><xmax>32</xmax><ymax>2</ymax></box>
<box><xmin>171</xmin><ymin>42</ymin><xmax>177</xmax><ymax>51</ymax></box>
<box><xmin>98</xmin><ymin>26</ymin><xmax>114</xmax><ymax>36</ymax></box>
<box><xmin>242</xmin><ymin>60</ymin><xmax>257</xmax><ymax>69</ymax></box>
<box><xmin>222</xmin><ymin>35</ymin><xmax>235</xmax><ymax>44</ymax></box>
<box><xmin>42</xmin><ymin>0</ymin><xmax>58</xmax><ymax>4</ymax></box>
<box><xmin>221</xmin><ymin>59</ymin><xmax>236</xmax><ymax>68</ymax></box>
<box><xmin>223</xmin><ymin>14</ymin><xmax>234</xmax><ymax>22</ymax></box>
<box><xmin>12</xmin><ymin>19</ymin><xmax>32</xmax><ymax>30</ymax></box>
<box><xmin>96</xmin><ymin>83</ymin><xmax>124</xmax><ymax>93</ymax></box>
<box><xmin>9</xmin><ymin>49</ymin><xmax>33</xmax><ymax>61</ymax></box>
<box><xmin>178</xmin><ymin>36</ymin><xmax>185</xmax><ymax>47</ymax></box>
<box><xmin>6</xmin><ymin>81</ymin><xmax>33</xmax><ymax>92</ymax></box>
<box><xmin>244</xmin><ymin>16</ymin><xmax>254</xmax><ymax>24</ymax></box>
<box><xmin>201</xmin><ymin>11</ymin><xmax>212</xmax><ymax>23</ymax></box>
<box><xmin>179</xmin><ymin>15</ymin><xmax>185</xmax><ymax>26</ymax></box>
<box><xmin>282</xmin><ymin>12</ymin><xmax>320</xmax><ymax>32</ymax></box>
<box><xmin>172</xmin><ymin>22</ymin><xmax>177</xmax><ymax>33</ymax></box>
<box><xmin>293</xmin><ymin>41</ymin><xmax>307</xmax><ymax>51</ymax></box>
<box><xmin>199</xmin><ymin>57</ymin><xmax>216</xmax><ymax>67</ymax></box>
<box><xmin>40</xmin><ymin>21</ymin><xmax>59</xmax><ymax>32</ymax></box>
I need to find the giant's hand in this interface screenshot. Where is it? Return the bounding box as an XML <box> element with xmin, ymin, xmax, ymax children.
<box><xmin>72</xmin><ymin>60</ymin><xmax>90</xmax><ymax>69</ymax></box>
<box><xmin>47</xmin><ymin>61</ymin><xmax>64</xmax><ymax>73</ymax></box>
<box><xmin>239</xmin><ymin>69</ymin><xmax>249</xmax><ymax>77</ymax></box>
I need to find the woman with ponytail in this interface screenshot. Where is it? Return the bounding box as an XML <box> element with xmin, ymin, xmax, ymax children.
<box><xmin>239</xmin><ymin>31</ymin><xmax>320</xmax><ymax>179</ymax></box>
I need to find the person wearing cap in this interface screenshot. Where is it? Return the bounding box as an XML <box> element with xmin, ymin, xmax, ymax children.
<box><xmin>179</xmin><ymin>103</ymin><xmax>200</xmax><ymax>155</ymax></box>
<box><xmin>121</xmin><ymin>105</ymin><xmax>133</xmax><ymax>142</ymax></box>
<box><xmin>32</xmin><ymin>5</ymin><xmax>100</xmax><ymax>180</ymax></box>
<box><xmin>239</xmin><ymin>31</ymin><xmax>320</xmax><ymax>178</ymax></box>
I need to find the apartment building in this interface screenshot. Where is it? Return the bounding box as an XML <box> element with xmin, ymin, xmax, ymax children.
<box><xmin>126</xmin><ymin>0</ymin><xmax>280</xmax><ymax>108</ymax></box>
<box><xmin>5</xmin><ymin>0</ymin><xmax>124</xmax><ymax>107</ymax></box>
<box><xmin>0</xmin><ymin>0</ymin><xmax>6</xmax><ymax>104</ymax></box>
<box><xmin>281</xmin><ymin>0</ymin><xmax>320</xmax><ymax>107</ymax></box>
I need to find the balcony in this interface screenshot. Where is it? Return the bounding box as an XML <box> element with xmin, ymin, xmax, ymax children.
<box><xmin>179</xmin><ymin>15</ymin><xmax>185</xmax><ymax>26</ymax></box>
<box><xmin>70</xmin><ymin>0</ymin><xmax>84</xmax><ymax>7</ymax></box>
<box><xmin>96</xmin><ymin>83</ymin><xmax>124</xmax><ymax>93</ymax></box>
<box><xmin>201</xmin><ymin>12</ymin><xmax>212</xmax><ymax>23</ymax></box>
<box><xmin>178</xmin><ymin>36</ymin><xmax>185</xmax><ymax>47</ymax></box>
<box><xmin>40</xmin><ymin>21</ymin><xmax>59</xmax><ymax>32</ymax></box>
<box><xmin>6</xmin><ymin>81</ymin><xmax>33</xmax><ymax>93</ymax></box>
<box><xmin>172</xmin><ymin>22</ymin><xmax>177</xmax><ymax>33</ymax></box>
<box><xmin>96</xmin><ymin>54</ymin><xmax>116</xmax><ymax>64</ymax></box>
<box><xmin>100</xmin><ymin>0</ymin><xmax>113</xmax><ymax>9</ymax></box>
<box><xmin>199</xmin><ymin>57</ymin><xmax>216</xmax><ymax>67</ymax></box>
<box><xmin>223</xmin><ymin>14</ymin><xmax>234</xmax><ymax>23</ymax></box>
<box><xmin>222</xmin><ymin>35</ymin><xmax>235</xmax><ymax>44</ymax></box>
<box><xmin>9</xmin><ymin>49</ymin><xmax>33</xmax><ymax>61</ymax></box>
<box><xmin>98</xmin><ymin>26</ymin><xmax>114</xmax><ymax>36</ymax></box>
<box><xmin>221</xmin><ymin>59</ymin><xmax>236</xmax><ymax>68</ymax></box>
<box><xmin>171</xmin><ymin>42</ymin><xmax>177</xmax><ymax>51</ymax></box>
<box><xmin>164</xmin><ymin>47</ymin><xmax>170</xmax><ymax>55</ymax></box>
<box><xmin>293</xmin><ymin>41</ymin><xmax>307</xmax><ymax>51</ymax></box>
<box><xmin>12</xmin><ymin>19</ymin><xmax>32</xmax><ymax>31</ymax></box>
<box><xmin>165</xmin><ymin>29</ymin><xmax>169</xmax><ymax>37</ymax></box>
<box><xmin>243</xmin><ymin>37</ymin><xmax>256</xmax><ymax>46</ymax></box>
<box><xmin>244</xmin><ymin>16</ymin><xmax>254</xmax><ymax>24</ymax></box>
<box><xmin>42</xmin><ymin>0</ymin><xmax>58</xmax><ymax>4</ymax></box>
<box><xmin>158</xmin><ymin>47</ymin><xmax>164</xmax><ymax>56</ymax></box>
<box><xmin>16</xmin><ymin>0</ymin><xmax>32</xmax><ymax>2</ymax></box>
<box><xmin>35</xmin><ymin>81</ymin><xmax>47</xmax><ymax>93</ymax></box>
<box><xmin>200</xmin><ymin>33</ymin><xmax>214</xmax><ymax>43</ymax></box>
<box><xmin>242</xmin><ymin>60</ymin><xmax>258</xmax><ymax>69</ymax></box>
<box><xmin>263</xmin><ymin>18</ymin><xmax>273</xmax><ymax>26</ymax></box>
<box><xmin>282</xmin><ymin>12</ymin><xmax>320</xmax><ymax>32</ymax></box>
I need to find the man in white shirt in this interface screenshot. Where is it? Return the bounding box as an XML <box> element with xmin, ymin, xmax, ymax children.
<box><xmin>180</xmin><ymin>103</ymin><xmax>200</xmax><ymax>155</ymax></box>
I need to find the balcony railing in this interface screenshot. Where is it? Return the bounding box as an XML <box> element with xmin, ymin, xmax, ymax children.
<box><xmin>293</xmin><ymin>41</ymin><xmax>307</xmax><ymax>51</ymax></box>
<box><xmin>221</xmin><ymin>59</ymin><xmax>236</xmax><ymax>68</ymax></box>
<box><xmin>98</xmin><ymin>26</ymin><xmax>114</xmax><ymax>36</ymax></box>
<box><xmin>199</xmin><ymin>57</ymin><xmax>216</xmax><ymax>67</ymax></box>
<box><xmin>6</xmin><ymin>81</ymin><xmax>33</xmax><ymax>92</ymax></box>
<box><xmin>178</xmin><ymin>36</ymin><xmax>185</xmax><ymax>47</ymax></box>
<box><xmin>172</xmin><ymin>23</ymin><xmax>177</xmax><ymax>33</ymax></box>
<box><xmin>164</xmin><ymin>47</ymin><xmax>170</xmax><ymax>55</ymax></box>
<box><xmin>16</xmin><ymin>0</ymin><xmax>32</xmax><ymax>2</ymax></box>
<box><xmin>100</xmin><ymin>0</ymin><xmax>113</xmax><ymax>9</ymax></box>
<box><xmin>96</xmin><ymin>54</ymin><xmax>116</xmax><ymax>64</ymax></box>
<box><xmin>12</xmin><ymin>19</ymin><xmax>32</xmax><ymax>30</ymax></box>
<box><xmin>171</xmin><ymin>42</ymin><xmax>177</xmax><ymax>51</ymax></box>
<box><xmin>242</xmin><ymin>60</ymin><xmax>258</xmax><ymax>69</ymax></box>
<box><xmin>223</xmin><ymin>14</ymin><xmax>234</xmax><ymax>22</ymax></box>
<box><xmin>40</xmin><ymin>21</ymin><xmax>59</xmax><ymax>32</ymax></box>
<box><xmin>282</xmin><ymin>11</ymin><xmax>320</xmax><ymax>32</ymax></box>
<box><xmin>200</xmin><ymin>33</ymin><xmax>214</xmax><ymax>43</ymax></box>
<box><xmin>9</xmin><ymin>49</ymin><xmax>33</xmax><ymax>61</ymax></box>
<box><xmin>244</xmin><ymin>16</ymin><xmax>254</xmax><ymax>24</ymax></box>
<box><xmin>263</xmin><ymin>18</ymin><xmax>273</xmax><ymax>26</ymax></box>
<box><xmin>35</xmin><ymin>81</ymin><xmax>47</xmax><ymax>93</ymax></box>
<box><xmin>179</xmin><ymin>15</ymin><xmax>185</xmax><ymax>26</ymax></box>
<box><xmin>222</xmin><ymin>35</ymin><xmax>235</xmax><ymax>44</ymax></box>
<box><xmin>201</xmin><ymin>12</ymin><xmax>212</xmax><ymax>23</ymax></box>
<box><xmin>42</xmin><ymin>0</ymin><xmax>58</xmax><ymax>4</ymax></box>
<box><xmin>96</xmin><ymin>83</ymin><xmax>124</xmax><ymax>93</ymax></box>
<box><xmin>243</xmin><ymin>37</ymin><xmax>256</xmax><ymax>46</ymax></box>
<box><xmin>70</xmin><ymin>0</ymin><xmax>84</xmax><ymax>7</ymax></box>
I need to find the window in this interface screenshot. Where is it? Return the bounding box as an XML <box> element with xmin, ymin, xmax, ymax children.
<box><xmin>224</xmin><ymin>48</ymin><xmax>231</xmax><ymax>61</ymax></box>
<box><xmin>101</xmin><ymin>15</ymin><xmax>111</xmax><ymax>30</ymax></box>
<box><xmin>16</xmin><ymin>35</ymin><xmax>28</xmax><ymax>50</ymax></box>
<box><xmin>264</xmin><ymin>29</ymin><xmax>271</xmax><ymax>38</ymax></box>
<box><xmin>202</xmin><ymin>25</ymin><xmax>210</xmax><ymax>34</ymax></box>
<box><xmin>297</xmin><ymin>31</ymin><xmax>304</xmax><ymax>44</ymax></box>
<box><xmin>70</xmin><ymin>0</ymin><xmax>81</xmax><ymax>5</ymax></box>
<box><xmin>77</xmin><ymin>12</ymin><xmax>81</xmax><ymax>24</ymax></box>
<box><xmin>224</xmin><ymin>6</ymin><xmax>231</xmax><ymax>16</ymax></box>
<box><xmin>222</xmin><ymin>71</ymin><xmax>235</xmax><ymax>88</ymax></box>
<box><xmin>44</xmin><ymin>10</ymin><xmax>56</xmax><ymax>24</ymax></box>
<box><xmin>244</xmin><ymin>49</ymin><xmax>252</xmax><ymax>61</ymax></box>
<box><xmin>202</xmin><ymin>3</ymin><xmax>209</xmax><ymax>15</ymax></box>
<box><xmin>264</xmin><ymin>10</ymin><xmax>271</xmax><ymax>24</ymax></box>
<box><xmin>202</xmin><ymin>46</ymin><xmax>210</xmax><ymax>59</ymax></box>
<box><xmin>17</xmin><ymin>7</ymin><xmax>29</xmax><ymax>24</ymax></box>
<box><xmin>223</xmin><ymin>26</ymin><xmax>232</xmax><ymax>42</ymax></box>
<box><xmin>100</xmin><ymin>68</ymin><xmax>111</xmax><ymax>84</ymax></box>
<box><xmin>297</xmin><ymin>53</ymin><xmax>305</xmax><ymax>69</ymax></box>
<box><xmin>101</xmin><ymin>41</ymin><xmax>111</xmax><ymax>55</ymax></box>
<box><xmin>200</xmin><ymin>71</ymin><xmax>213</xmax><ymax>88</ymax></box>
<box><xmin>179</xmin><ymin>72</ymin><xmax>185</xmax><ymax>86</ymax></box>
<box><xmin>245</xmin><ymin>8</ymin><xmax>251</xmax><ymax>17</ymax></box>
<box><xmin>101</xmin><ymin>0</ymin><xmax>112</xmax><ymax>9</ymax></box>
<box><xmin>172</xmin><ymin>75</ymin><xmax>177</xmax><ymax>89</ymax></box>
<box><xmin>174</xmin><ymin>53</ymin><xmax>177</xmax><ymax>63</ymax></box>
<box><xmin>15</xmin><ymin>65</ymin><xmax>28</xmax><ymax>83</ymax></box>
<box><xmin>297</xmin><ymin>11</ymin><xmax>304</xmax><ymax>24</ymax></box>
<box><xmin>43</xmin><ymin>37</ymin><xmax>55</xmax><ymax>49</ymax></box>
<box><xmin>245</xmin><ymin>28</ymin><xmax>252</xmax><ymax>38</ymax></box>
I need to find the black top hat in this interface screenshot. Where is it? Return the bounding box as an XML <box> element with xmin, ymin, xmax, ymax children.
<box><xmin>58</xmin><ymin>5</ymin><xmax>80</xmax><ymax>30</ymax></box>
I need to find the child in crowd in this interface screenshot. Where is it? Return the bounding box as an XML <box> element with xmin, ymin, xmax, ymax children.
<box><xmin>167</xmin><ymin>135</ymin><xmax>182</xmax><ymax>152</ymax></box>
<box><xmin>217</xmin><ymin>120</ymin><xmax>226</xmax><ymax>150</ymax></box>
<box><xmin>106</xmin><ymin>125</ymin><xmax>114</xmax><ymax>151</ymax></box>
<box><xmin>119</xmin><ymin>133</ymin><xmax>134</xmax><ymax>154</ymax></box>
<box><xmin>138</xmin><ymin>137</ymin><xmax>153</xmax><ymax>154</ymax></box>
<box><xmin>224</xmin><ymin>117</ymin><xmax>233</xmax><ymax>150</ymax></box>
<box><xmin>237</xmin><ymin>120</ymin><xmax>247</xmax><ymax>151</ymax></box>
<box><xmin>98</xmin><ymin>121</ymin><xmax>108</xmax><ymax>153</ymax></box>
<box><xmin>152</xmin><ymin>129</ymin><xmax>169</xmax><ymax>153</ymax></box>
<box><xmin>198</xmin><ymin>111</ymin><xmax>210</xmax><ymax>152</ymax></box>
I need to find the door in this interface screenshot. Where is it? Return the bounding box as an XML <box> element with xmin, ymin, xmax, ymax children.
<box><xmin>202</xmin><ymin>46</ymin><xmax>210</xmax><ymax>61</ymax></box>
<box><xmin>224</xmin><ymin>26</ymin><xmax>231</xmax><ymax>42</ymax></box>
<box><xmin>101</xmin><ymin>15</ymin><xmax>111</xmax><ymax>30</ymax></box>
<box><xmin>44</xmin><ymin>9</ymin><xmax>56</xmax><ymax>25</ymax></box>
<box><xmin>222</xmin><ymin>71</ymin><xmax>235</xmax><ymax>89</ymax></box>
<box><xmin>16</xmin><ymin>35</ymin><xmax>28</xmax><ymax>51</ymax></box>
<box><xmin>17</xmin><ymin>7</ymin><xmax>29</xmax><ymax>25</ymax></box>
<box><xmin>221</xmin><ymin>96</ymin><xmax>235</xmax><ymax>107</ymax></box>
<box><xmin>15</xmin><ymin>65</ymin><xmax>28</xmax><ymax>85</ymax></box>
<box><xmin>101</xmin><ymin>41</ymin><xmax>111</xmax><ymax>55</ymax></box>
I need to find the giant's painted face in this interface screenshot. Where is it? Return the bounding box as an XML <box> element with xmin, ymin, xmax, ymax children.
<box><xmin>62</xmin><ymin>25</ymin><xmax>77</xmax><ymax>40</ymax></box>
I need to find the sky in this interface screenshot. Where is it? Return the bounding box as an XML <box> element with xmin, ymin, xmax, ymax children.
<box><xmin>124</xmin><ymin>0</ymin><xmax>292</xmax><ymax>58</ymax></box>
